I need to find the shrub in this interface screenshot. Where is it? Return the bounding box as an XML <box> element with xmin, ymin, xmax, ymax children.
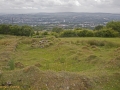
<box><xmin>60</xmin><ymin>30</ymin><xmax>77</xmax><ymax>37</ymax></box>
<box><xmin>52</xmin><ymin>27</ymin><xmax>63</xmax><ymax>33</ymax></box>
<box><xmin>0</xmin><ymin>24</ymin><xmax>34</xmax><ymax>36</ymax></box>
<box><xmin>36</xmin><ymin>31</ymin><xmax>39</xmax><ymax>35</ymax></box>
<box><xmin>94</xmin><ymin>25</ymin><xmax>104</xmax><ymax>30</ymax></box>
<box><xmin>77</xmin><ymin>30</ymin><xmax>94</xmax><ymax>37</ymax></box>
<box><xmin>51</xmin><ymin>32</ymin><xmax>59</xmax><ymax>38</ymax></box>
<box><xmin>95</xmin><ymin>28</ymin><xmax>119</xmax><ymax>37</ymax></box>
<box><xmin>106</xmin><ymin>21</ymin><xmax>120</xmax><ymax>33</ymax></box>
<box><xmin>42</xmin><ymin>31</ymin><xmax>49</xmax><ymax>35</ymax></box>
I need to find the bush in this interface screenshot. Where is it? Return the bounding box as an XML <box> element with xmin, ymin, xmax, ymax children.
<box><xmin>77</xmin><ymin>30</ymin><xmax>94</xmax><ymax>37</ymax></box>
<box><xmin>51</xmin><ymin>32</ymin><xmax>59</xmax><ymax>38</ymax></box>
<box><xmin>42</xmin><ymin>31</ymin><xmax>49</xmax><ymax>35</ymax></box>
<box><xmin>95</xmin><ymin>28</ymin><xmax>119</xmax><ymax>37</ymax></box>
<box><xmin>60</xmin><ymin>30</ymin><xmax>77</xmax><ymax>37</ymax></box>
<box><xmin>106</xmin><ymin>21</ymin><xmax>120</xmax><ymax>33</ymax></box>
<box><xmin>36</xmin><ymin>31</ymin><xmax>39</xmax><ymax>35</ymax></box>
<box><xmin>94</xmin><ymin>25</ymin><xmax>104</xmax><ymax>30</ymax></box>
<box><xmin>52</xmin><ymin>27</ymin><xmax>63</xmax><ymax>33</ymax></box>
<box><xmin>0</xmin><ymin>24</ymin><xmax>34</xmax><ymax>36</ymax></box>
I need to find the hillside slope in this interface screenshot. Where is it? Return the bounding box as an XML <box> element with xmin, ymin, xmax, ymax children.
<box><xmin>0</xmin><ymin>35</ymin><xmax>120</xmax><ymax>90</ymax></box>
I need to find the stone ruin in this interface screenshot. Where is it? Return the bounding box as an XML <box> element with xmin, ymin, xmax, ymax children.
<box><xmin>31</xmin><ymin>38</ymin><xmax>53</xmax><ymax>48</ymax></box>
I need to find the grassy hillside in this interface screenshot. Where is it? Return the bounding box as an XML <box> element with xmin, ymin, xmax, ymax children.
<box><xmin>0</xmin><ymin>35</ymin><xmax>120</xmax><ymax>90</ymax></box>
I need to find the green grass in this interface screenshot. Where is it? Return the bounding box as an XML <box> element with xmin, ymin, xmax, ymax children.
<box><xmin>13</xmin><ymin>37</ymin><xmax>120</xmax><ymax>72</ymax></box>
<box><xmin>0</xmin><ymin>35</ymin><xmax>120</xmax><ymax>90</ymax></box>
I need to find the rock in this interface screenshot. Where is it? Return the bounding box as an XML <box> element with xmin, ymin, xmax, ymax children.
<box><xmin>15</xmin><ymin>62</ymin><xmax>24</xmax><ymax>68</ymax></box>
<box><xmin>6</xmin><ymin>81</ymin><xmax>12</xmax><ymax>86</ymax></box>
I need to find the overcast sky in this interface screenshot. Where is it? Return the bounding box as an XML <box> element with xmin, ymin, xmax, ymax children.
<box><xmin>0</xmin><ymin>0</ymin><xmax>120</xmax><ymax>14</ymax></box>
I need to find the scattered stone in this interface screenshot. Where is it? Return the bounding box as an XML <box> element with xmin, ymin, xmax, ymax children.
<box><xmin>67</xmin><ymin>86</ymin><xmax>69</xmax><ymax>89</ymax></box>
<box><xmin>6</xmin><ymin>81</ymin><xmax>12</xmax><ymax>86</ymax></box>
<box><xmin>15</xmin><ymin>62</ymin><xmax>24</xmax><ymax>68</ymax></box>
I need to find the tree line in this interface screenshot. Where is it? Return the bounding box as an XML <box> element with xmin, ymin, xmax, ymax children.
<box><xmin>0</xmin><ymin>21</ymin><xmax>120</xmax><ymax>37</ymax></box>
<box><xmin>0</xmin><ymin>24</ymin><xmax>34</xmax><ymax>36</ymax></box>
<box><xmin>50</xmin><ymin>21</ymin><xmax>120</xmax><ymax>37</ymax></box>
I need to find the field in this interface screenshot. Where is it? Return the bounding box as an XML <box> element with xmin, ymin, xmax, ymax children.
<box><xmin>0</xmin><ymin>35</ymin><xmax>120</xmax><ymax>90</ymax></box>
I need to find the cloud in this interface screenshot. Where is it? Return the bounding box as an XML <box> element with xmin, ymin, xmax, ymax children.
<box><xmin>112</xmin><ymin>0</ymin><xmax>120</xmax><ymax>7</ymax></box>
<box><xmin>0</xmin><ymin>0</ymin><xmax>120</xmax><ymax>13</ymax></box>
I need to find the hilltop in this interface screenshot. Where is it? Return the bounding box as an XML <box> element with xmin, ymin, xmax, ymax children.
<box><xmin>0</xmin><ymin>35</ymin><xmax>120</xmax><ymax>90</ymax></box>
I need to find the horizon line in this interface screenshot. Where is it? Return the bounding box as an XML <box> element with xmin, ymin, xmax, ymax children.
<box><xmin>0</xmin><ymin>12</ymin><xmax>120</xmax><ymax>15</ymax></box>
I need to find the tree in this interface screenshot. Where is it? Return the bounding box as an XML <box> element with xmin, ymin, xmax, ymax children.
<box><xmin>52</xmin><ymin>27</ymin><xmax>63</xmax><ymax>33</ymax></box>
<box><xmin>106</xmin><ymin>21</ymin><xmax>120</xmax><ymax>33</ymax></box>
<box><xmin>18</xmin><ymin>25</ymin><xmax>34</xmax><ymax>36</ymax></box>
<box><xmin>86</xmin><ymin>30</ymin><xmax>94</xmax><ymax>37</ymax></box>
<box><xmin>42</xmin><ymin>31</ymin><xmax>48</xmax><ymax>35</ymax></box>
<box><xmin>0</xmin><ymin>25</ymin><xmax>3</xmax><ymax>34</ymax></box>
<box><xmin>0</xmin><ymin>24</ymin><xmax>34</xmax><ymax>36</ymax></box>
<box><xmin>0</xmin><ymin>24</ymin><xmax>10</xmax><ymax>34</ymax></box>
<box><xmin>77</xmin><ymin>30</ymin><xmax>94</xmax><ymax>37</ymax></box>
<box><xmin>94</xmin><ymin>25</ymin><xmax>104</xmax><ymax>30</ymax></box>
<box><xmin>60</xmin><ymin>30</ymin><xmax>77</xmax><ymax>37</ymax></box>
<box><xmin>74</xmin><ymin>28</ymin><xmax>83</xmax><ymax>31</ymax></box>
<box><xmin>77</xmin><ymin>30</ymin><xmax>87</xmax><ymax>37</ymax></box>
<box><xmin>36</xmin><ymin>30</ymin><xmax>39</xmax><ymax>35</ymax></box>
<box><xmin>95</xmin><ymin>28</ymin><xmax>119</xmax><ymax>37</ymax></box>
<box><xmin>9</xmin><ymin>25</ymin><xmax>21</xmax><ymax>35</ymax></box>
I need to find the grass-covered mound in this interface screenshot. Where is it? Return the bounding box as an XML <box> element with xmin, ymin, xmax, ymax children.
<box><xmin>0</xmin><ymin>66</ymin><xmax>93</xmax><ymax>90</ymax></box>
<box><xmin>0</xmin><ymin>66</ymin><xmax>120</xmax><ymax>90</ymax></box>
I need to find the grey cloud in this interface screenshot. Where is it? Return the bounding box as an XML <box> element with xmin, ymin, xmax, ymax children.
<box><xmin>0</xmin><ymin>0</ymin><xmax>120</xmax><ymax>13</ymax></box>
<box><xmin>112</xmin><ymin>0</ymin><xmax>120</xmax><ymax>7</ymax></box>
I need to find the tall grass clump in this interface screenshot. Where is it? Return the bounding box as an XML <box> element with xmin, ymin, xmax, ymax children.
<box><xmin>8</xmin><ymin>59</ymin><xmax>15</xmax><ymax>70</ymax></box>
<box><xmin>0</xmin><ymin>35</ymin><xmax>4</xmax><ymax>39</ymax></box>
<box><xmin>87</xmin><ymin>40</ymin><xmax>105</xmax><ymax>46</ymax></box>
<box><xmin>86</xmin><ymin>40</ymin><xmax>120</xmax><ymax>48</ymax></box>
<box><xmin>21</xmin><ymin>38</ymin><xmax>33</xmax><ymax>44</ymax></box>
